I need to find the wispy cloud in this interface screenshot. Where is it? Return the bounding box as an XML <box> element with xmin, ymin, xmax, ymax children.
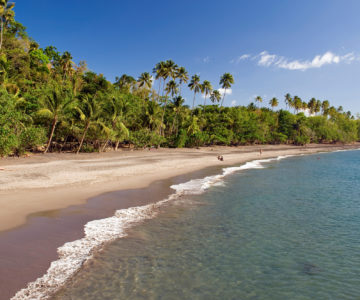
<box><xmin>232</xmin><ymin>51</ymin><xmax>358</xmax><ymax>71</ymax></box>
<box><xmin>230</xmin><ymin>54</ymin><xmax>251</xmax><ymax>64</ymax></box>
<box><xmin>231</xmin><ymin>100</ymin><xmax>237</xmax><ymax>106</ymax></box>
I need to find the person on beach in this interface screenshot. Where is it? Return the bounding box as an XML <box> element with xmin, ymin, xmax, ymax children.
<box><xmin>259</xmin><ymin>148</ymin><xmax>262</xmax><ymax>155</ymax></box>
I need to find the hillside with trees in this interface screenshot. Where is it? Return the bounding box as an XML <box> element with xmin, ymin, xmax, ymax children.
<box><xmin>0</xmin><ymin>1</ymin><xmax>359</xmax><ymax>156</ymax></box>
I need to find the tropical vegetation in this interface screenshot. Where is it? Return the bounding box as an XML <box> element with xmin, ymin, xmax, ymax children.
<box><xmin>0</xmin><ymin>4</ymin><xmax>359</xmax><ymax>156</ymax></box>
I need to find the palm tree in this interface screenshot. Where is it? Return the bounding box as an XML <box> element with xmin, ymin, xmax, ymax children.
<box><xmin>269</xmin><ymin>97</ymin><xmax>278</xmax><ymax>109</ymax></box>
<box><xmin>188</xmin><ymin>74</ymin><xmax>201</xmax><ymax>110</ymax></box>
<box><xmin>0</xmin><ymin>0</ymin><xmax>15</xmax><ymax>50</ymax></box>
<box><xmin>307</xmin><ymin>98</ymin><xmax>317</xmax><ymax>115</ymax></box>
<box><xmin>153</xmin><ymin>61</ymin><xmax>166</xmax><ymax>97</ymax></box>
<box><xmin>201</xmin><ymin>80</ymin><xmax>213</xmax><ymax>109</ymax></box>
<box><xmin>321</xmin><ymin>100</ymin><xmax>330</xmax><ymax>116</ymax></box>
<box><xmin>176</xmin><ymin>66</ymin><xmax>189</xmax><ymax>96</ymax></box>
<box><xmin>219</xmin><ymin>73</ymin><xmax>234</xmax><ymax>107</ymax></box>
<box><xmin>165</xmin><ymin>60</ymin><xmax>178</xmax><ymax>80</ymax></box>
<box><xmin>255</xmin><ymin>96</ymin><xmax>263</xmax><ymax>106</ymax></box>
<box><xmin>170</xmin><ymin>96</ymin><xmax>185</xmax><ymax>134</ymax></box>
<box><xmin>59</xmin><ymin>51</ymin><xmax>74</xmax><ymax>79</ymax></box>
<box><xmin>37</xmin><ymin>87</ymin><xmax>75</xmax><ymax>153</ymax></box>
<box><xmin>315</xmin><ymin>100</ymin><xmax>322</xmax><ymax>115</ymax></box>
<box><xmin>102</xmin><ymin>92</ymin><xmax>129</xmax><ymax>151</ymax></box>
<box><xmin>114</xmin><ymin>74</ymin><xmax>136</xmax><ymax>93</ymax></box>
<box><xmin>284</xmin><ymin>93</ymin><xmax>292</xmax><ymax>110</ymax></box>
<box><xmin>293</xmin><ymin>96</ymin><xmax>302</xmax><ymax>113</ymax></box>
<box><xmin>137</xmin><ymin>72</ymin><xmax>153</xmax><ymax>90</ymax></box>
<box><xmin>75</xmin><ymin>94</ymin><xmax>104</xmax><ymax>154</ymax></box>
<box><xmin>210</xmin><ymin>90</ymin><xmax>221</xmax><ymax>105</ymax></box>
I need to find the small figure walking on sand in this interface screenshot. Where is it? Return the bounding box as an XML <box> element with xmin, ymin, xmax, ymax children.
<box><xmin>217</xmin><ymin>155</ymin><xmax>224</xmax><ymax>161</ymax></box>
<box><xmin>259</xmin><ymin>148</ymin><xmax>262</xmax><ymax>155</ymax></box>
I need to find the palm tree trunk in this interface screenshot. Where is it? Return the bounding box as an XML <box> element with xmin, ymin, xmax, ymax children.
<box><xmin>101</xmin><ymin>139</ymin><xmax>109</xmax><ymax>152</ymax></box>
<box><xmin>192</xmin><ymin>92</ymin><xmax>197</xmax><ymax>111</ymax></box>
<box><xmin>203</xmin><ymin>94</ymin><xmax>207</xmax><ymax>111</ymax></box>
<box><xmin>44</xmin><ymin>117</ymin><xmax>57</xmax><ymax>153</ymax></box>
<box><xmin>0</xmin><ymin>18</ymin><xmax>3</xmax><ymax>50</ymax></box>
<box><xmin>160</xmin><ymin>93</ymin><xmax>169</xmax><ymax>136</ymax></box>
<box><xmin>115</xmin><ymin>140</ymin><xmax>120</xmax><ymax>151</ymax></box>
<box><xmin>76</xmin><ymin>122</ymin><xmax>90</xmax><ymax>154</ymax></box>
<box><xmin>220</xmin><ymin>88</ymin><xmax>227</xmax><ymax>107</ymax></box>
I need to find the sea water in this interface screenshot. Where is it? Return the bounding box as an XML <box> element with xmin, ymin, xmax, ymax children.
<box><xmin>19</xmin><ymin>150</ymin><xmax>360</xmax><ymax>299</ymax></box>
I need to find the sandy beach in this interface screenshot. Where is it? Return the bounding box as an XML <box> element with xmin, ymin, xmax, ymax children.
<box><xmin>1</xmin><ymin>144</ymin><xmax>359</xmax><ymax>233</ymax></box>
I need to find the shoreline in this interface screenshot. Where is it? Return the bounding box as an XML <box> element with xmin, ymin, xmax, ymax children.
<box><xmin>1</xmin><ymin>144</ymin><xmax>359</xmax><ymax>233</ymax></box>
<box><xmin>1</xmin><ymin>144</ymin><xmax>359</xmax><ymax>299</ymax></box>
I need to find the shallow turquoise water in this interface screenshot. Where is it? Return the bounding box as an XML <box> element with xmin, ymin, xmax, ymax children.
<box><xmin>54</xmin><ymin>150</ymin><xmax>360</xmax><ymax>300</ymax></box>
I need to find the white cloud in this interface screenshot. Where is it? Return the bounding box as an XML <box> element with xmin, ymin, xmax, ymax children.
<box><xmin>258</xmin><ymin>51</ymin><xmax>357</xmax><ymax>71</ymax></box>
<box><xmin>257</xmin><ymin>51</ymin><xmax>277</xmax><ymax>67</ymax></box>
<box><xmin>231</xmin><ymin>100</ymin><xmax>237</xmax><ymax>106</ymax></box>
<box><xmin>232</xmin><ymin>51</ymin><xmax>359</xmax><ymax>71</ymax></box>
<box><xmin>230</xmin><ymin>54</ymin><xmax>250</xmax><ymax>64</ymax></box>
<box><xmin>218</xmin><ymin>88</ymin><xmax>232</xmax><ymax>96</ymax></box>
<box><xmin>203</xmin><ymin>56</ymin><xmax>210</xmax><ymax>63</ymax></box>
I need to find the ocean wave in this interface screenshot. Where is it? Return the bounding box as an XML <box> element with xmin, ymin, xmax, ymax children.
<box><xmin>11</xmin><ymin>156</ymin><xmax>286</xmax><ymax>300</ymax></box>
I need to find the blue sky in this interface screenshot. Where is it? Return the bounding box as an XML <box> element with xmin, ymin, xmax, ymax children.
<box><xmin>14</xmin><ymin>0</ymin><xmax>360</xmax><ymax>113</ymax></box>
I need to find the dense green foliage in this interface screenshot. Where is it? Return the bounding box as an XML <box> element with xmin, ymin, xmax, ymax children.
<box><xmin>0</xmin><ymin>3</ymin><xmax>359</xmax><ymax>156</ymax></box>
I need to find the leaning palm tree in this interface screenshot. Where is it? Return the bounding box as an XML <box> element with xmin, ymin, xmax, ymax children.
<box><xmin>75</xmin><ymin>94</ymin><xmax>104</xmax><ymax>154</ymax></box>
<box><xmin>176</xmin><ymin>66</ymin><xmax>189</xmax><ymax>96</ymax></box>
<box><xmin>37</xmin><ymin>86</ymin><xmax>75</xmax><ymax>153</ymax></box>
<box><xmin>269</xmin><ymin>97</ymin><xmax>278</xmax><ymax>109</ymax></box>
<box><xmin>201</xmin><ymin>80</ymin><xmax>213</xmax><ymax>109</ymax></box>
<box><xmin>210</xmin><ymin>90</ymin><xmax>222</xmax><ymax>105</ymax></box>
<box><xmin>137</xmin><ymin>72</ymin><xmax>153</xmax><ymax>90</ymax></box>
<box><xmin>0</xmin><ymin>0</ymin><xmax>15</xmax><ymax>50</ymax></box>
<box><xmin>219</xmin><ymin>73</ymin><xmax>234</xmax><ymax>107</ymax></box>
<box><xmin>188</xmin><ymin>74</ymin><xmax>201</xmax><ymax>110</ymax></box>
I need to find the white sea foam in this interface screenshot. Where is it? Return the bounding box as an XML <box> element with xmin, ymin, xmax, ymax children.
<box><xmin>11</xmin><ymin>155</ymin><xmax>288</xmax><ymax>300</ymax></box>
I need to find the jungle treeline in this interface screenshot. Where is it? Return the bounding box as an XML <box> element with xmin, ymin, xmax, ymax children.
<box><xmin>0</xmin><ymin>1</ymin><xmax>359</xmax><ymax>156</ymax></box>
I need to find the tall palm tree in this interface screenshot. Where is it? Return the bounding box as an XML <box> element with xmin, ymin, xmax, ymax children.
<box><xmin>284</xmin><ymin>93</ymin><xmax>292</xmax><ymax>110</ymax></box>
<box><xmin>201</xmin><ymin>80</ymin><xmax>213</xmax><ymax>109</ymax></box>
<box><xmin>137</xmin><ymin>72</ymin><xmax>153</xmax><ymax>90</ymax></box>
<box><xmin>219</xmin><ymin>73</ymin><xmax>234</xmax><ymax>107</ymax></box>
<box><xmin>0</xmin><ymin>0</ymin><xmax>14</xmax><ymax>50</ymax></box>
<box><xmin>269</xmin><ymin>97</ymin><xmax>278</xmax><ymax>109</ymax></box>
<box><xmin>210</xmin><ymin>90</ymin><xmax>221</xmax><ymax>105</ymax></box>
<box><xmin>153</xmin><ymin>61</ymin><xmax>166</xmax><ymax>97</ymax></box>
<box><xmin>315</xmin><ymin>100</ymin><xmax>322</xmax><ymax>115</ymax></box>
<box><xmin>165</xmin><ymin>60</ymin><xmax>178</xmax><ymax>80</ymax></box>
<box><xmin>75</xmin><ymin>94</ymin><xmax>104</xmax><ymax>154</ymax></box>
<box><xmin>188</xmin><ymin>74</ymin><xmax>201</xmax><ymax>110</ymax></box>
<box><xmin>161</xmin><ymin>80</ymin><xmax>179</xmax><ymax>134</ymax></box>
<box><xmin>171</xmin><ymin>96</ymin><xmax>185</xmax><ymax>134</ymax></box>
<box><xmin>37</xmin><ymin>87</ymin><xmax>75</xmax><ymax>153</ymax></box>
<box><xmin>176</xmin><ymin>66</ymin><xmax>189</xmax><ymax>96</ymax></box>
